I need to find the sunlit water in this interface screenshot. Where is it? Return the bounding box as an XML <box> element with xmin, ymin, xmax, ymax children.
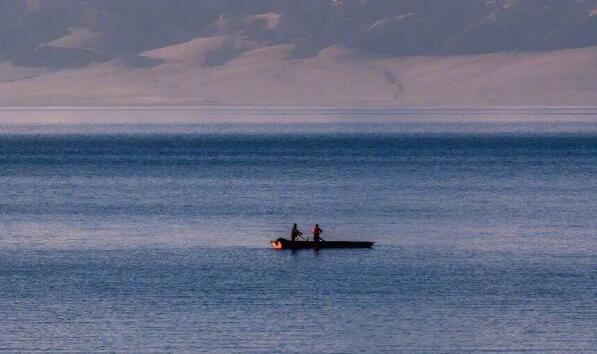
<box><xmin>0</xmin><ymin>116</ymin><xmax>595</xmax><ymax>353</ymax></box>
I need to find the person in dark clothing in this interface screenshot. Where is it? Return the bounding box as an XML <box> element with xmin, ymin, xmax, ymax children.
<box><xmin>290</xmin><ymin>223</ymin><xmax>303</xmax><ymax>242</ymax></box>
<box><xmin>312</xmin><ymin>224</ymin><xmax>324</xmax><ymax>246</ymax></box>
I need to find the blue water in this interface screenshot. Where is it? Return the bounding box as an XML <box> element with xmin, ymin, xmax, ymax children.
<box><xmin>0</xmin><ymin>120</ymin><xmax>596</xmax><ymax>353</ymax></box>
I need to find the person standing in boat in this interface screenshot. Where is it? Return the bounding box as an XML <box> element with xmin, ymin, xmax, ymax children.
<box><xmin>312</xmin><ymin>224</ymin><xmax>324</xmax><ymax>246</ymax></box>
<box><xmin>290</xmin><ymin>223</ymin><xmax>303</xmax><ymax>242</ymax></box>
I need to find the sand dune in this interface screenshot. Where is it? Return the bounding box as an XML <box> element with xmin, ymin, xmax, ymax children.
<box><xmin>44</xmin><ymin>28</ymin><xmax>103</xmax><ymax>51</ymax></box>
<box><xmin>2</xmin><ymin>1</ymin><xmax>596</xmax><ymax>106</ymax></box>
<box><xmin>0</xmin><ymin>44</ymin><xmax>596</xmax><ymax>106</ymax></box>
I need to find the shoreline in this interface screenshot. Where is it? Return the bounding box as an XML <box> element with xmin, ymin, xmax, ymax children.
<box><xmin>1</xmin><ymin>106</ymin><xmax>596</xmax><ymax>125</ymax></box>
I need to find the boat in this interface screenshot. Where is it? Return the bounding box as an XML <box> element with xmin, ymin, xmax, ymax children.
<box><xmin>270</xmin><ymin>238</ymin><xmax>374</xmax><ymax>250</ymax></box>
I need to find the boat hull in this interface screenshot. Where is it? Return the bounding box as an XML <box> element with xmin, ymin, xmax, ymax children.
<box><xmin>271</xmin><ymin>238</ymin><xmax>374</xmax><ymax>250</ymax></box>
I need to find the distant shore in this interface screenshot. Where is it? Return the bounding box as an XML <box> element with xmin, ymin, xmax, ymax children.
<box><xmin>0</xmin><ymin>105</ymin><xmax>596</xmax><ymax>126</ymax></box>
<box><xmin>1</xmin><ymin>46</ymin><xmax>596</xmax><ymax>108</ymax></box>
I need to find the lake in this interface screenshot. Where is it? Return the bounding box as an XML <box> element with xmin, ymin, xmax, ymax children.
<box><xmin>0</xmin><ymin>108</ymin><xmax>595</xmax><ymax>353</ymax></box>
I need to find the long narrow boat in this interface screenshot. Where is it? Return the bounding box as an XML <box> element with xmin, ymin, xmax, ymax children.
<box><xmin>271</xmin><ymin>238</ymin><xmax>374</xmax><ymax>250</ymax></box>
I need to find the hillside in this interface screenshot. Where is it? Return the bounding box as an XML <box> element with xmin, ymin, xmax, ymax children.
<box><xmin>1</xmin><ymin>0</ymin><xmax>596</xmax><ymax>106</ymax></box>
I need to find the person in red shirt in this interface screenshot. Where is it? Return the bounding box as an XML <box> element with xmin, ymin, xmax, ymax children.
<box><xmin>312</xmin><ymin>224</ymin><xmax>324</xmax><ymax>246</ymax></box>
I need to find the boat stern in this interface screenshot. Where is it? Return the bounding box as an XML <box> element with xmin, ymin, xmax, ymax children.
<box><xmin>271</xmin><ymin>239</ymin><xmax>284</xmax><ymax>250</ymax></box>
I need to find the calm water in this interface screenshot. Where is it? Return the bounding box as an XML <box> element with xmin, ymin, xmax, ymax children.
<box><xmin>0</xmin><ymin>118</ymin><xmax>596</xmax><ymax>353</ymax></box>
